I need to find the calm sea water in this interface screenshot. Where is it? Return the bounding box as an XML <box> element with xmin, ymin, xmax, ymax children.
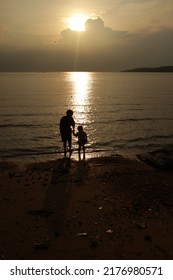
<box><xmin>0</xmin><ymin>72</ymin><xmax>173</xmax><ymax>159</ymax></box>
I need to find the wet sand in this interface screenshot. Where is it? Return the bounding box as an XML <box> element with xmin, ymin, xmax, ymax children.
<box><xmin>0</xmin><ymin>155</ymin><xmax>173</xmax><ymax>260</ymax></box>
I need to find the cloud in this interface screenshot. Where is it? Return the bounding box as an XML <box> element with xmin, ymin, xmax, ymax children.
<box><xmin>0</xmin><ymin>24</ymin><xmax>10</xmax><ymax>46</ymax></box>
<box><xmin>85</xmin><ymin>17</ymin><xmax>104</xmax><ymax>30</ymax></box>
<box><xmin>57</xmin><ymin>17</ymin><xmax>173</xmax><ymax>69</ymax></box>
<box><xmin>0</xmin><ymin>16</ymin><xmax>173</xmax><ymax>72</ymax></box>
<box><xmin>59</xmin><ymin>17</ymin><xmax>128</xmax><ymax>52</ymax></box>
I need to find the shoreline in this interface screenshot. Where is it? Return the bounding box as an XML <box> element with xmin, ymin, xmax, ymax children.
<box><xmin>0</xmin><ymin>146</ymin><xmax>152</xmax><ymax>164</ymax></box>
<box><xmin>0</xmin><ymin>154</ymin><xmax>173</xmax><ymax>260</ymax></box>
<box><xmin>1</xmin><ymin>143</ymin><xmax>173</xmax><ymax>166</ymax></box>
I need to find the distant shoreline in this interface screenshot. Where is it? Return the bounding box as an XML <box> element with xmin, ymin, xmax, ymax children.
<box><xmin>0</xmin><ymin>67</ymin><xmax>173</xmax><ymax>73</ymax></box>
<box><xmin>122</xmin><ymin>65</ymin><xmax>173</xmax><ymax>72</ymax></box>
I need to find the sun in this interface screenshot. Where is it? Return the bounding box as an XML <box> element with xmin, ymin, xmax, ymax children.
<box><xmin>68</xmin><ymin>14</ymin><xmax>88</xmax><ymax>31</ymax></box>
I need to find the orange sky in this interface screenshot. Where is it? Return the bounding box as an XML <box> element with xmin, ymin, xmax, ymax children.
<box><xmin>0</xmin><ymin>0</ymin><xmax>173</xmax><ymax>71</ymax></box>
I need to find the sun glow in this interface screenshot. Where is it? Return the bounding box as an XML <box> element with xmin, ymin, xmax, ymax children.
<box><xmin>68</xmin><ymin>15</ymin><xmax>88</xmax><ymax>31</ymax></box>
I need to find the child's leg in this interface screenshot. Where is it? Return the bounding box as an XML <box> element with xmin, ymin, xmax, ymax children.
<box><xmin>78</xmin><ymin>144</ymin><xmax>81</xmax><ymax>160</ymax></box>
<box><xmin>83</xmin><ymin>145</ymin><xmax>85</xmax><ymax>160</ymax></box>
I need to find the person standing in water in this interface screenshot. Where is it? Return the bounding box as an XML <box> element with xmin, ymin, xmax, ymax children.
<box><xmin>60</xmin><ymin>109</ymin><xmax>75</xmax><ymax>157</ymax></box>
<box><xmin>74</xmin><ymin>125</ymin><xmax>87</xmax><ymax>160</ymax></box>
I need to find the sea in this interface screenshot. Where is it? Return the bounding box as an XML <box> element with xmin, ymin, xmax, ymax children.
<box><xmin>0</xmin><ymin>72</ymin><xmax>173</xmax><ymax>160</ymax></box>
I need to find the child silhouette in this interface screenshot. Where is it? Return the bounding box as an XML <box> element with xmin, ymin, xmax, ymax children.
<box><xmin>74</xmin><ymin>126</ymin><xmax>87</xmax><ymax>160</ymax></box>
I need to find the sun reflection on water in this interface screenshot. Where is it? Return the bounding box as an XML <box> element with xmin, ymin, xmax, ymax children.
<box><xmin>69</xmin><ymin>72</ymin><xmax>92</xmax><ymax>125</ymax></box>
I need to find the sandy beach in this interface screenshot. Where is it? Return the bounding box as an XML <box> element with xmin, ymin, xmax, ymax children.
<box><xmin>0</xmin><ymin>154</ymin><xmax>173</xmax><ymax>260</ymax></box>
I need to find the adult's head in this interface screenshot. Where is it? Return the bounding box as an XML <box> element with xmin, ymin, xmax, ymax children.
<box><xmin>66</xmin><ymin>109</ymin><xmax>73</xmax><ymax>117</ymax></box>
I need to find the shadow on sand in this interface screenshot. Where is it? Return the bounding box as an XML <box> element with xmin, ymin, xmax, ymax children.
<box><xmin>43</xmin><ymin>158</ymin><xmax>89</xmax><ymax>237</ymax></box>
<box><xmin>43</xmin><ymin>158</ymin><xmax>72</xmax><ymax>236</ymax></box>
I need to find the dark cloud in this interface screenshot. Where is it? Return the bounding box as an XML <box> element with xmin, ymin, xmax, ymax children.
<box><xmin>85</xmin><ymin>17</ymin><xmax>105</xmax><ymax>30</ymax></box>
<box><xmin>60</xmin><ymin>28</ymin><xmax>80</xmax><ymax>45</ymax></box>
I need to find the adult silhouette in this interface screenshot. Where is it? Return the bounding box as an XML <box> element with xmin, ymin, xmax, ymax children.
<box><xmin>60</xmin><ymin>109</ymin><xmax>75</xmax><ymax>157</ymax></box>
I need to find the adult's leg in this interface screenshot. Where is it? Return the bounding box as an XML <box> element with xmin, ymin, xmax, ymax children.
<box><xmin>68</xmin><ymin>138</ymin><xmax>72</xmax><ymax>157</ymax></box>
<box><xmin>63</xmin><ymin>140</ymin><xmax>67</xmax><ymax>157</ymax></box>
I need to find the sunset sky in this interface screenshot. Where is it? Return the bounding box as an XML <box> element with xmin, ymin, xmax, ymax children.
<box><xmin>1</xmin><ymin>0</ymin><xmax>173</xmax><ymax>71</ymax></box>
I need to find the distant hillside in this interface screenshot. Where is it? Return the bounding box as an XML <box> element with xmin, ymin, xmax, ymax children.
<box><xmin>122</xmin><ymin>66</ymin><xmax>173</xmax><ymax>72</ymax></box>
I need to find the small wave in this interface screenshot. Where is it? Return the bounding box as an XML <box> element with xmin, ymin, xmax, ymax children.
<box><xmin>126</xmin><ymin>108</ymin><xmax>144</xmax><ymax>111</ymax></box>
<box><xmin>91</xmin><ymin>140</ymin><xmax>116</xmax><ymax>147</ymax></box>
<box><xmin>0</xmin><ymin>147</ymin><xmax>62</xmax><ymax>158</ymax></box>
<box><xmin>92</xmin><ymin>117</ymin><xmax>173</xmax><ymax>124</ymax></box>
<box><xmin>116</xmin><ymin>117</ymin><xmax>173</xmax><ymax>122</ymax></box>
<box><xmin>0</xmin><ymin>113</ymin><xmax>56</xmax><ymax>117</ymax></box>
<box><xmin>0</xmin><ymin>124</ymin><xmax>38</xmax><ymax>128</ymax></box>
<box><xmin>35</xmin><ymin>135</ymin><xmax>55</xmax><ymax>140</ymax></box>
<box><xmin>128</xmin><ymin>134</ymin><xmax>173</xmax><ymax>143</ymax></box>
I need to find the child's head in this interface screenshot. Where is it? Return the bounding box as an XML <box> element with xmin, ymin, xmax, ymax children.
<box><xmin>77</xmin><ymin>125</ymin><xmax>83</xmax><ymax>131</ymax></box>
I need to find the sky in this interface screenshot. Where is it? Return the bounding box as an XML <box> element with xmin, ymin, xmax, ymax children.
<box><xmin>0</xmin><ymin>0</ymin><xmax>173</xmax><ymax>71</ymax></box>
